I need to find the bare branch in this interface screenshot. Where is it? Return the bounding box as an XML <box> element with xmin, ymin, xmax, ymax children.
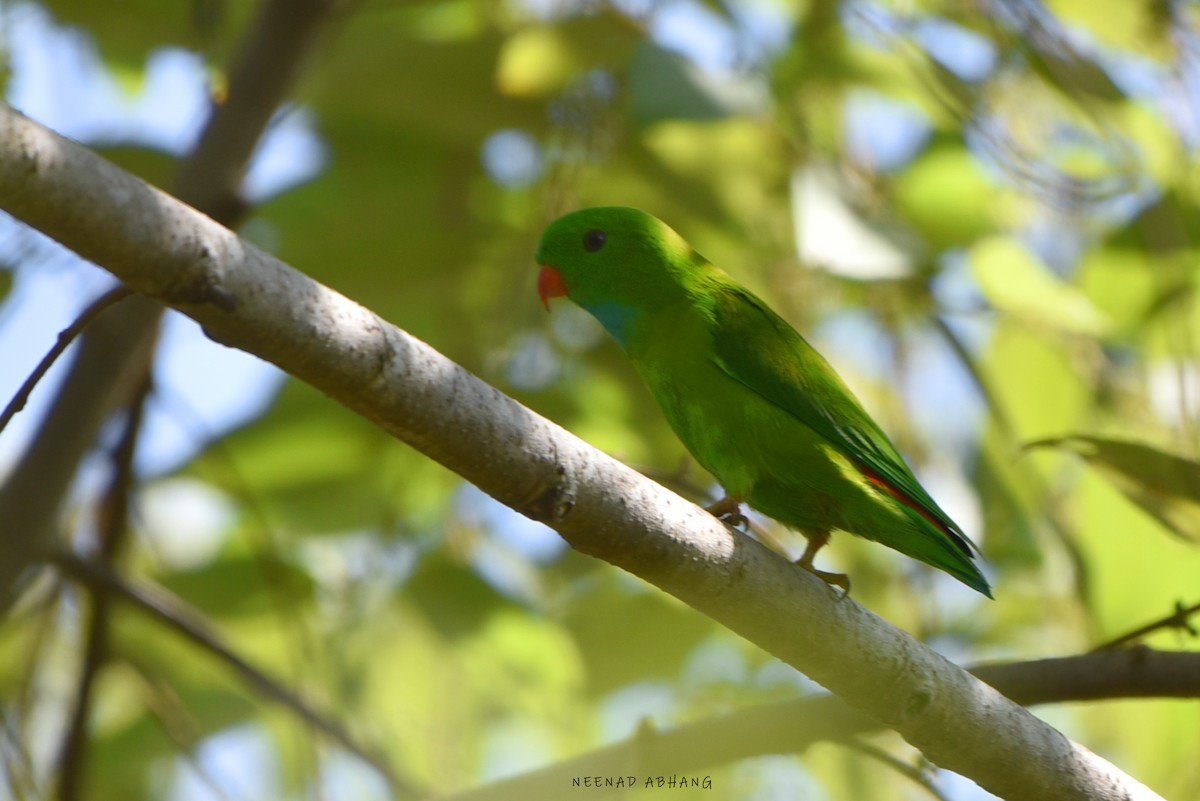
<box><xmin>0</xmin><ymin>292</ymin><xmax>162</xmax><ymax>607</ymax></box>
<box><xmin>0</xmin><ymin>286</ymin><xmax>131</xmax><ymax>436</ymax></box>
<box><xmin>173</xmin><ymin>0</ymin><xmax>347</xmax><ymax>214</ymax></box>
<box><xmin>51</xmin><ymin>553</ymin><xmax>416</xmax><ymax>798</ymax></box>
<box><xmin>0</xmin><ymin>703</ymin><xmax>41</xmax><ymax>801</ymax></box>
<box><xmin>0</xmin><ymin>0</ymin><xmax>345</xmax><ymax>609</ymax></box>
<box><xmin>441</xmin><ymin>649</ymin><xmax>1199</xmax><ymax>801</ymax></box>
<box><xmin>973</xmin><ymin>649</ymin><xmax>1200</xmax><ymax>703</ymax></box>
<box><xmin>1091</xmin><ymin>601</ymin><xmax>1200</xmax><ymax>652</ymax></box>
<box><xmin>844</xmin><ymin>740</ymin><xmax>952</xmax><ymax>801</ymax></box>
<box><xmin>0</xmin><ymin>103</ymin><xmax>1162</xmax><ymax>801</ymax></box>
<box><xmin>55</xmin><ymin>373</ymin><xmax>149</xmax><ymax>801</ymax></box>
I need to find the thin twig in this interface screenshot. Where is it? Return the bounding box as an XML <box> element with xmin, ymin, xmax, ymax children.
<box><xmin>842</xmin><ymin>739</ymin><xmax>952</xmax><ymax>801</ymax></box>
<box><xmin>6</xmin><ymin>569</ymin><xmax>64</xmax><ymax>801</ymax></box>
<box><xmin>1091</xmin><ymin>600</ymin><xmax>1200</xmax><ymax>652</ymax></box>
<box><xmin>0</xmin><ymin>285</ymin><xmax>132</xmax><ymax>436</ymax></box>
<box><xmin>49</xmin><ymin>552</ymin><xmax>417</xmax><ymax>798</ymax></box>
<box><xmin>143</xmin><ymin>382</ymin><xmax>332</xmax><ymax>792</ymax></box>
<box><xmin>55</xmin><ymin>375</ymin><xmax>149</xmax><ymax>801</ymax></box>
<box><xmin>0</xmin><ymin>704</ymin><xmax>41</xmax><ymax>801</ymax></box>
<box><xmin>930</xmin><ymin>315</ymin><xmax>1018</xmax><ymax>443</ymax></box>
<box><xmin>131</xmin><ymin>664</ymin><xmax>238</xmax><ymax>801</ymax></box>
<box><xmin>0</xmin><ymin>286</ymin><xmax>133</xmax><ymax>431</ymax></box>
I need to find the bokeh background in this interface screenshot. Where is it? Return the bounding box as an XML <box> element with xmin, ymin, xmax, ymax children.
<box><xmin>1</xmin><ymin>1</ymin><xmax>1199</xmax><ymax>799</ymax></box>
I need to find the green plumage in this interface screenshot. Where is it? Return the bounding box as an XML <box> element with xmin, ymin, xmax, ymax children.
<box><xmin>535</xmin><ymin>207</ymin><xmax>990</xmax><ymax>597</ymax></box>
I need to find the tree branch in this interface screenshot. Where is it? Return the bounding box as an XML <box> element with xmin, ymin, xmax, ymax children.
<box><xmin>0</xmin><ymin>285</ymin><xmax>131</xmax><ymax>436</ymax></box>
<box><xmin>441</xmin><ymin>648</ymin><xmax>1200</xmax><ymax>801</ymax></box>
<box><xmin>172</xmin><ymin>0</ymin><xmax>344</xmax><ymax>216</ymax></box>
<box><xmin>1091</xmin><ymin>600</ymin><xmax>1200</xmax><ymax>652</ymax></box>
<box><xmin>0</xmin><ymin>103</ymin><xmax>1163</xmax><ymax>801</ymax></box>
<box><xmin>55</xmin><ymin>372</ymin><xmax>149</xmax><ymax>801</ymax></box>
<box><xmin>0</xmin><ymin>0</ymin><xmax>343</xmax><ymax>608</ymax></box>
<box><xmin>51</xmin><ymin>552</ymin><xmax>415</xmax><ymax>798</ymax></box>
<box><xmin>0</xmin><ymin>291</ymin><xmax>162</xmax><ymax>606</ymax></box>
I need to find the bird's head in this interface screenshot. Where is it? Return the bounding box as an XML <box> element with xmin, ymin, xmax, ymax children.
<box><xmin>535</xmin><ymin>207</ymin><xmax>699</xmax><ymax>333</ymax></box>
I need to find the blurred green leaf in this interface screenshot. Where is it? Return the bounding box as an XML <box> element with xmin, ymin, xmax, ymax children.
<box><xmin>892</xmin><ymin>140</ymin><xmax>998</xmax><ymax>250</ymax></box>
<box><xmin>46</xmin><ymin>0</ymin><xmax>245</xmax><ymax>67</ymax></box>
<box><xmin>981</xmin><ymin>320</ymin><xmax>1089</xmax><ymax>442</ymax></box>
<box><xmin>974</xmin><ymin>438</ymin><xmax>1041</xmax><ymax>565</ymax></box>
<box><xmin>461</xmin><ymin>607</ymin><xmax>585</xmax><ymax>721</ymax></box>
<box><xmin>1023</xmin><ymin>40</ymin><xmax>1124</xmax><ymax>104</ymax></box>
<box><xmin>405</xmin><ymin>551</ymin><xmax>512</xmax><ymax>639</ymax></box>
<box><xmin>564</xmin><ymin>578</ymin><xmax>715</xmax><ymax>694</ymax></box>
<box><xmin>1028</xmin><ymin>435</ymin><xmax>1200</xmax><ymax>543</ymax></box>
<box><xmin>94</xmin><ymin>144</ymin><xmax>177</xmax><ymax>190</ymax></box>
<box><xmin>1109</xmin><ymin>189</ymin><xmax>1200</xmax><ymax>254</ymax></box>
<box><xmin>497</xmin><ymin>13</ymin><xmax>640</xmax><ymax>98</ymax></box>
<box><xmin>627</xmin><ymin>42</ymin><xmax>760</xmax><ymax>126</ymax></box>
<box><xmin>1077</xmin><ymin>246</ymin><xmax>1157</xmax><ymax>333</ymax></box>
<box><xmin>1044</xmin><ymin>0</ymin><xmax>1172</xmax><ymax>57</ymax></box>
<box><xmin>356</xmin><ymin>604</ymin><xmax>482</xmax><ymax>787</ymax></box>
<box><xmin>158</xmin><ymin>553</ymin><xmax>315</xmax><ymax>617</ymax></box>
<box><xmin>197</xmin><ymin>379</ymin><xmax>458</xmax><ymax>532</ymax></box>
<box><xmin>970</xmin><ymin>237</ymin><xmax>1111</xmax><ymax>336</ymax></box>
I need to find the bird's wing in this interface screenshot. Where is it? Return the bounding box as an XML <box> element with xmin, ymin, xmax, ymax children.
<box><xmin>708</xmin><ymin>285</ymin><xmax>977</xmax><ymax>557</ymax></box>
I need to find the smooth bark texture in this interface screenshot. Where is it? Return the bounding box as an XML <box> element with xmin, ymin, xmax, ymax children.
<box><xmin>0</xmin><ymin>103</ymin><xmax>1164</xmax><ymax>801</ymax></box>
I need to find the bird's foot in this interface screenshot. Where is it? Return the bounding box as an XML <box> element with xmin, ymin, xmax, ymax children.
<box><xmin>796</xmin><ymin>528</ymin><xmax>850</xmax><ymax>598</ymax></box>
<box><xmin>796</xmin><ymin>559</ymin><xmax>851</xmax><ymax>597</ymax></box>
<box><xmin>705</xmin><ymin>495</ymin><xmax>748</xmax><ymax>530</ymax></box>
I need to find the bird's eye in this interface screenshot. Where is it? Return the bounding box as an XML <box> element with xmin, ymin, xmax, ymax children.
<box><xmin>583</xmin><ymin>229</ymin><xmax>607</xmax><ymax>252</ymax></box>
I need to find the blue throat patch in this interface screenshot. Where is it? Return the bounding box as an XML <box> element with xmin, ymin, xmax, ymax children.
<box><xmin>586</xmin><ymin>302</ymin><xmax>640</xmax><ymax>347</ymax></box>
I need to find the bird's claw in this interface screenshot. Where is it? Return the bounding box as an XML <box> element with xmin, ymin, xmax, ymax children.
<box><xmin>705</xmin><ymin>496</ymin><xmax>748</xmax><ymax>530</ymax></box>
<box><xmin>796</xmin><ymin>561</ymin><xmax>851</xmax><ymax>598</ymax></box>
<box><xmin>793</xmin><ymin>529</ymin><xmax>850</xmax><ymax>597</ymax></box>
<box><xmin>721</xmin><ymin>511</ymin><xmax>750</xmax><ymax>530</ymax></box>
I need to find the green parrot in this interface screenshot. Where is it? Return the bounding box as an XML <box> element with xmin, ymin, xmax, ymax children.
<box><xmin>535</xmin><ymin>206</ymin><xmax>991</xmax><ymax>597</ymax></box>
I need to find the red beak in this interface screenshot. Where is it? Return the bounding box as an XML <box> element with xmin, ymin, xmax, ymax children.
<box><xmin>537</xmin><ymin>265</ymin><xmax>567</xmax><ymax>311</ymax></box>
